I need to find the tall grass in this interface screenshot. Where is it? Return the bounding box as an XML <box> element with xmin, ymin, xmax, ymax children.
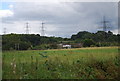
<box><xmin>2</xmin><ymin>47</ymin><xmax>119</xmax><ymax>79</ymax></box>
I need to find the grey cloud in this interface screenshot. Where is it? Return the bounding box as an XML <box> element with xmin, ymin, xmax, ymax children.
<box><xmin>1</xmin><ymin>2</ymin><xmax>118</xmax><ymax>37</ymax></box>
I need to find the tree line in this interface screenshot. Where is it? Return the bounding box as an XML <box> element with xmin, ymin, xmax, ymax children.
<box><xmin>2</xmin><ymin>31</ymin><xmax>119</xmax><ymax>50</ymax></box>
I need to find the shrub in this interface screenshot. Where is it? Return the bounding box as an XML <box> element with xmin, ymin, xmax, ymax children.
<box><xmin>83</xmin><ymin>39</ymin><xmax>95</xmax><ymax>47</ymax></box>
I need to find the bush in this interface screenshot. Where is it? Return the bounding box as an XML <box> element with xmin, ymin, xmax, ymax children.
<box><xmin>19</xmin><ymin>42</ymin><xmax>31</xmax><ymax>50</ymax></box>
<box><xmin>49</xmin><ymin>44</ymin><xmax>58</xmax><ymax>49</ymax></box>
<box><xmin>83</xmin><ymin>39</ymin><xmax>95</xmax><ymax>47</ymax></box>
<box><xmin>32</xmin><ymin>44</ymin><xmax>58</xmax><ymax>50</ymax></box>
<box><xmin>32</xmin><ymin>44</ymin><xmax>50</xmax><ymax>50</ymax></box>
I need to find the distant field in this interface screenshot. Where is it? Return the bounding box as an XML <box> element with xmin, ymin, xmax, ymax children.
<box><xmin>2</xmin><ymin>47</ymin><xmax>119</xmax><ymax>79</ymax></box>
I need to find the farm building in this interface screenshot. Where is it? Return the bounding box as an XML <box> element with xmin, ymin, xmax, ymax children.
<box><xmin>57</xmin><ymin>44</ymin><xmax>71</xmax><ymax>49</ymax></box>
<box><xmin>62</xmin><ymin>45</ymin><xmax>71</xmax><ymax>49</ymax></box>
<box><xmin>72</xmin><ymin>43</ymin><xmax>83</xmax><ymax>48</ymax></box>
<box><xmin>57</xmin><ymin>43</ymin><xmax>83</xmax><ymax>49</ymax></box>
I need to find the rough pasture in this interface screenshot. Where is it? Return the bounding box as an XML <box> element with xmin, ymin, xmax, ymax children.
<box><xmin>2</xmin><ymin>47</ymin><xmax>119</xmax><ymax>79</ymax></box>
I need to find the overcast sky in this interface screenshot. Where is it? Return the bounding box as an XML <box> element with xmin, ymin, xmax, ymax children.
<box><xmin>0</xmin><ymin>1</ymin><xmax>118</xmax><ymax>38</ymax></box>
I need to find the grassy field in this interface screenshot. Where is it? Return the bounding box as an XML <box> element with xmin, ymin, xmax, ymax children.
<box><xmin>2</xmin><ymin>47</ymin><xmax>119</xmax><ymax>79</ymax></box>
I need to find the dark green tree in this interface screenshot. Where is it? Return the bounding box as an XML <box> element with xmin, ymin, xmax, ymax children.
<box><xmin>83</xmin><ymin>39</ymin><xmax>95</xmax><ymax>47</ymax></box>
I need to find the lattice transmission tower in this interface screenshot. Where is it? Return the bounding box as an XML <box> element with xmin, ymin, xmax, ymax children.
<box><xmin>99</xmin><ymin>16</ymin><xmax>110</xmax><ymax>32</ymax></box>
<box><xmin>25</xmin><ymin>22</ymin><xmax>30</xmax><ymax>34</ymax></box>
<box><xmin>41</xmin><ymin>22</ymin><xmax>45</xmax><ymax>36</ymax></box>
<box><xmin>3</xmin><ymin>28</ymin><xmax>6</xmax><ymax>35</ymax></box>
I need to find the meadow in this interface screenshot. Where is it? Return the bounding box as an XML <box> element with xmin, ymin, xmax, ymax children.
<box><xmin>2</xmin><ymin>47</ymin><xmax>119</xmax><ymax>79</ymax></box>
